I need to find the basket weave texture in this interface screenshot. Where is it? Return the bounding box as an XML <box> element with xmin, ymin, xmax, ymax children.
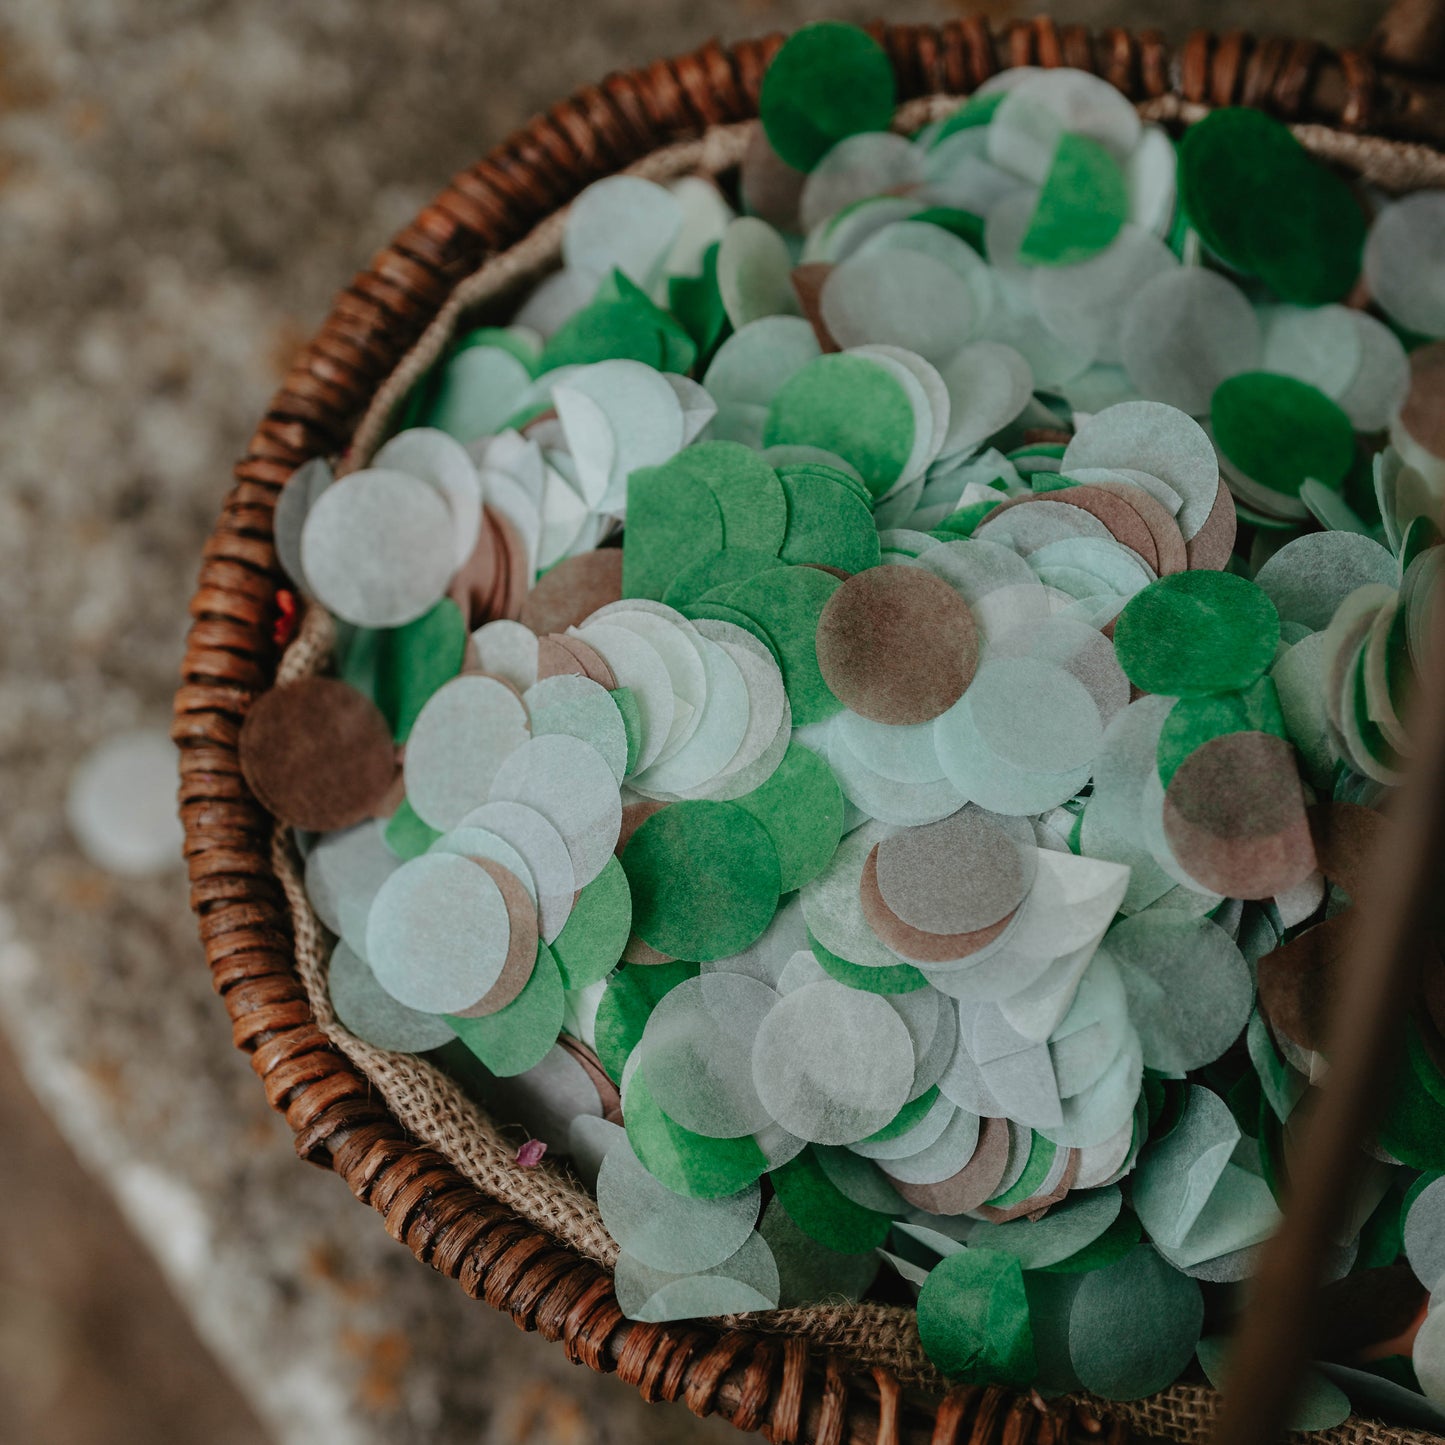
<box><xmin>175</xmin><ymin>19</ymin><xmax>1445</xmax><ymax>1445</ymax></box>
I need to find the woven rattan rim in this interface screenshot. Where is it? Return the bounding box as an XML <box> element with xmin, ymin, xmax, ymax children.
<box><xmin>175</xmin><ymin>20</ymin><xmax>1445</xmax><ymax>1445</ymax></box>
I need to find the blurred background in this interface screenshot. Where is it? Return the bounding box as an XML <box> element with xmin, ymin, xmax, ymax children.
<box><xmin>0</xmin><ymin>1</ymin><xmax>1384</xmax><ymax>1441</ymax></box>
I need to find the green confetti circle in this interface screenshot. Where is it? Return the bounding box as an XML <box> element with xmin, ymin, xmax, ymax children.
<box><xmin>726</xmin><ymin>564</ymin><xmax>844</xmax><ymax>727</ymax></box>
<box><xmin>1212</xmin><ymin>371</ymin><xmax>1356</xmax><ymax>501</ymax></box>
<box><xmin>732</xmin><ymin>742</ymin><xmax>845</xmax><ymax>893</ymax></box>
<box><xmin>374</xmin><ymin>598</ymin><xmax>468</xmax><ymax>743</ymax></box>
<box><xmin>1068</xmin><ymin>1246</ymin><xmax>1203</xmax><ymax>1400</ymax></box>
<box><xmin>593</xmin><ymin>959</ymin><xmax>700</xmax><ymax>1083</ymax></box>
<box><xmin>446</xmin><ymin>941</ymin><xmax>564</xmax><ymax>1078</ymax></box>
<box><xmin>624</xmin><ymin>1064</ymin><xmax>768</xmax><ymax>1199</ymax></box>
<box><xmin>770</xmin><ymin>1147</ymin><xmax>893</xmax><ymax>1252</ymax></box>
<box><xmin>759</xmin><ymin>21</ymin><xmax>897</xmax><ymax>173</ymax></box>
<box><xmin>622</xmin><ymin>801</ymin><xmax>782</xmax><ymax>961</ymax></box>
<box><xmin>662</xmin><ymin>548</ymin><xmax>784</xmax><ymax>610</ymax></box>
<box><xmin>1020</xmin><ymin>135</ymin><xmax>1127</xmax><ymax>268</ymax></box>
<box><xmin>764</xmin><ymin>355</ymin><xmax>916</xmax><ymax>497</ymax></box>
<box><xmin>550</xmin><ymin>854</ymin><xmax>633</xmax><ymax>990</ymax></box>
<box><xmin>1113</xmin><ymin>571</ymin><xmax>1281</xmax><ymax>698</ymax></box>
<box><xmin>672</xmin><ymin>442</ymin><xmax>789</xmax><ymax>555</ymax></box>
<box><xmin>1155</xmin><ymin>678</ymin><xmax>1288</xmax><ymax>787</ymax></box>
<box><xmin>1178</xmin><ymin>108</ymin><xmax>1365</xmax><ymax>305</ymax></box>
<box><xmin>917</xmin><ymin>1248</ymin><xmax>1036</xmax><ymax>1387</ymax></box>
<box><xmin>778</xmin><ymin>469</ymin><xmax>883</xmax><ymax>574</ymax></box>
<box><xmin>622</xmin><ymin>464</ymin><xmax>724</xmax><ymax>601</ymax></box>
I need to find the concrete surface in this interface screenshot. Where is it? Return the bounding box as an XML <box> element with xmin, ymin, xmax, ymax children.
<box><xmin>0</xmin><ymin>1</ymin><xmax>1379</xmax><ymax>1441</ymax></box>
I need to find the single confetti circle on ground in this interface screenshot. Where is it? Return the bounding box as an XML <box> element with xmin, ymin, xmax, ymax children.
<box><xmin>68</xmin><ymin>728</ymin><xmax>185</xmax><ymax>877</ymax></box>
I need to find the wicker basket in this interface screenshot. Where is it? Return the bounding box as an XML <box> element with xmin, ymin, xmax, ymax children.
<box><xmin>175</xmin><ymin>12</ymin><xmax>1445</xmax><ymax>1445</ymax></box>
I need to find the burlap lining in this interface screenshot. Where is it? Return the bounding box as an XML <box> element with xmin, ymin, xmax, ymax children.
<box><xmin>273</xmin><ymin>93</ymin><xmax>1445</xmax><ymax>1442</ymax></box>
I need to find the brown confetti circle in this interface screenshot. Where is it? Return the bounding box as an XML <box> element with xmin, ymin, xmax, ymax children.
<box><xmin>815</xmin><ymin>567</ymin><xmax>979</xmax><ymax>725</ymax></box>
<box><xmin>519</xmin><ymin>548</ymin><xmax>624</xmax><ymax>635</ymax></box>
<box><xmin>1183</xmin><ymin>479</ymin><xmax>1239</xmax><ymax>571</ymax></box>
<box><xmin>860</xmin><ymin>844</ymin><xmax>1017</xmax><ymax>963</ymax></box>
<box><xmin>239</xmin><ymin>676</ymin><xmax>397</xmax><ymax>832</ymax></box>
<box><xmin>887</xmin><ymin>1115</ymin><xmax>1012</xmax><ymax>1215</ymax></box>
<box><xmin>1400</xmin><ymin>342</ymin><xmax>1445</xmax><ymax>459</ymax></box>
<box><xmin>1162</xmin><ymin>730</ymin><xmax>1318</xmax><ymax>900</ymax></box>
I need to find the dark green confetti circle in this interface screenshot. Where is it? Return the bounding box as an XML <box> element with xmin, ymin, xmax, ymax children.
<box><xmin>622</xmin><ymin>801</ymin><xmax>782</xmax><ymax>961</ymax></box>
<box><xmin>1113</xmin><ymin>571</ymin><xmax>1281</xmax><ymax>698</ymax></box>
<box><xmin>1212</xmin><ymin>371</ymin><xmax>1356</xmax><ymax>501</ymax></box>
<box><xmin>770</xmin><ymin>1147</ymin><xmax>893</xmax><ymax>1252</ymax></box>
<box><xmin>759</xmin><ymin>22</ymin><xmax>897</xmax><ymax>173</ymax></box>
<box><xmin>1178</xmin><ymin>108</ymin><xmax>1365</xmax><ymax>305</ymax></box>
<box><xmin>917</xmin><ymin>1248</ymin><xmax>1036</xmax><ymax>1387</ymax></box>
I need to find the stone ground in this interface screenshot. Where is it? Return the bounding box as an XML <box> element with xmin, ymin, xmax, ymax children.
<box><xmin>0</xmin><ymin>1</ymin><xmax>1377</xmax><ymax>1441</ymax></box>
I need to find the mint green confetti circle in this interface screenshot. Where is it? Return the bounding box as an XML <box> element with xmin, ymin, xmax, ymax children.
<box><xmin>625</xmin><ymin>1063</ymin><xmax>768</xmax><ymax>1199</ymax></box>
<box><xmin>1068</xmin><ymin>1246</ymin><xmax>1203</xmax><ymax>1400</ymax></box>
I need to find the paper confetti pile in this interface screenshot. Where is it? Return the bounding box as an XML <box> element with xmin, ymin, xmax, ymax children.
<box><xmin>238</xmin><ymin>22</ymin><xmax>1445</xmax><ymax>1423</ymax></box>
